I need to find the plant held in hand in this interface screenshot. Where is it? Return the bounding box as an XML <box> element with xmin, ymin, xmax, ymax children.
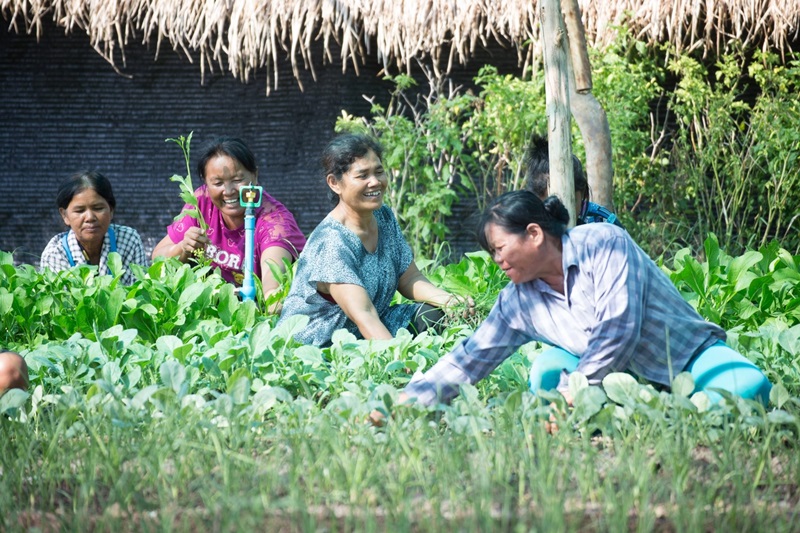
<box><xmin>166</xmin><ymin>132</ymin><xmax>210</xmax><ymax>265</ymax></box>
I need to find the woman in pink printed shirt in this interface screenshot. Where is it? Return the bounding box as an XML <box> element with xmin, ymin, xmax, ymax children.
<box><xmin>152</xmin><ymin>136</ymin><xmax>306</xmax><ymax>310</ymax></box>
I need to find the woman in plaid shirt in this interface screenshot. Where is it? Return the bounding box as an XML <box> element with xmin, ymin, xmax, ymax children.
<box><xmin>40</xmin><ymin>171</ymin><xmax>149</xmax><ymax>285</ymax></box>
<box><xmin>395</xmin><ymin>191</ymin><xmax>771</xmax><ymax>412</ymax></box>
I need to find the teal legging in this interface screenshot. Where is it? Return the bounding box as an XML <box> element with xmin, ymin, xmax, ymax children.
<box><xmin>528</xmin><ymin>341</ymin><xmax>772</xmax><ymax>405</ymax></box>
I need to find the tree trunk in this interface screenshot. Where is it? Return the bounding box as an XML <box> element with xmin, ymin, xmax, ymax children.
<box><xmin>561</xmin><ymin>0</ymin><xmax>614</xmax><ymax>210</ymax></box>
<box><xmin>541</xmin><ymin>0</ymin><xmax>576</xmax><ymax>227</ymax></box>
<box><xmin>570</xmin><ymin>87</ymin><xmax>614</xmax><ymax>209</ymax></box>
<box><xmin>561</xmin><ymin>0</ymin><xmax>592</xmax><ymax>94</ymax></box>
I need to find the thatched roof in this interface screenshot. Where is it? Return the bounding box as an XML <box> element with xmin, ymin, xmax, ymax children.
<box><xmin>3</xmin><ymin>0</ymin><xmax>799</xmax><ymax>92</ymax></box>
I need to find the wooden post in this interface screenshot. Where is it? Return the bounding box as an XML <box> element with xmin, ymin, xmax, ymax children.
<box><xmin>541</xmin><ymin>0</ymin><xmax>576</xmax><ymax>226</ymax></box>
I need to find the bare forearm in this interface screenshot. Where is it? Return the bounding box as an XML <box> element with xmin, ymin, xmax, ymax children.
<box><xmin>327</xmin><ymin>283</ymin><xmax>393</xmax><ymax>340</ymax></box>
<box><xmin>399</xmin><ymin>271</ymin><xmax>450</xmax><ymax>306</ymax></box>
<box><xmin>152</xmin><ymin>236</ymin><xmax>189</xmax><ymax>262</ymax></box>
<box><xmin>414</xmin><ymin>283</ymin><xmax>454</xmax><ymax>306</ymax></box>
<box><xmin>351</xmin><ymin>311</ymin><xmax>393</xmax><ymax>340</ymax></box>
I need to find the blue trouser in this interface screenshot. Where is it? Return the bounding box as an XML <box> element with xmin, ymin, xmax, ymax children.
<box><xmin>529</xmin><ymin>341</ymin><xmax>772</xmax><ymax>405</ymax></box>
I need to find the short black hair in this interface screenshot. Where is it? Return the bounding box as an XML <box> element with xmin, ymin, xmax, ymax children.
<box><xmin>321</xmin><ymin>133</ymin><xmax>384</xmax><ymax>206</ymax></box>
<box><xmin>477</xmin><ymin>190</ymin><xmax>570</xmax><ymax>253</ymax></box>
<box><xmin>56</xmin><ymin>171</ymin><xmax>116</xmax><ymax>211</ymax></box>
<box><xmin>197</xmin><ymin>136</ymin><xmax>258</xmax><ymax>180</ymax></box>
<box><xmin>524</xmin><ymin>134</ymin><xmax>589</xmax><ymax>199</ymax></box>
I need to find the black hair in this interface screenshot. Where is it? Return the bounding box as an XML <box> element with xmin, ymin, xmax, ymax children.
<box><xmin>524</xmin><ymin>134</ymin><xmax>589</xmax><ymax>200</ymax></box>
<box><xmin>477</xmin><ymin>190</ymin><xmax>570</xmax><ymax>253</ymax></box>
<box><xmin>321</xmin><ymin>133</ymin><xmax>383</xmax><ymax>205</ymax></box>
<box><xmin>197</xmin><ymin>136</ymin><xmax>258</xmax><ymax>180</ymax></box>
<box><xmin>56</xmin><ymin>171</ymin><xmax>116</xmax><ymax>210</ymax></box>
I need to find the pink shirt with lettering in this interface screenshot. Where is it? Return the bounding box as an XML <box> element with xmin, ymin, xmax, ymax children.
<box><xmin>167</xmin><ymin>186</ymin><xmax>306</xmax><ymax>285</ymax></box>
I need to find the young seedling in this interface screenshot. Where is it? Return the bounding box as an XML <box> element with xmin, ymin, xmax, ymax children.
<box><xmin>166</xmin><ymin>132</ymin><xmax>210</xmax><ymax>265</ymax></box>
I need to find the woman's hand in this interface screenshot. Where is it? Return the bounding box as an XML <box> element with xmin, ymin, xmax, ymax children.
<box><xmin>152</xmin><ymin>230</ymin><xmax>209</xmax><ymax>262</ymax></box>
<box><xmin>445</xmin><ymin>294</ymin><xmax>476</xmax><ymax>319</ymax></box>
<box><xmin>544</xmin><ymin>390</ymin><xmax>573</xmax><ymax>434</ymax></box>
<box><xmin>368</xmin><ymin>409</ymin><xmax>387</xmax><ymax>427</ymax></box>
<box><xmin>369</xmin><ymin>392</ymin><xmax>409</xmax><ymax>426</ymax></box>
<box><xmin>178</xmin><ymin>227</ymin><xmax>209</xmax><ymax>260</ymax></box>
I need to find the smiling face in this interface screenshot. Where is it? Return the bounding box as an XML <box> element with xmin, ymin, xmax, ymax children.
<box><xmin>327</xmin><ymin>150</ymin><xmax>387</xmax><ymax>214</ymax></box>
<box><xmin>484</xmin><ymin>221</ymin><xmax>546</xmax><ymax>284</ymax></box>
<box><xmin>59</xmin><ymin>188</ymin><xmax>114</xmax><ymax>250</ymax></box>
<box><xmin>203</xmin><ymin>154</ymin><xmax>257</xmax><ymax>228</ymax></box>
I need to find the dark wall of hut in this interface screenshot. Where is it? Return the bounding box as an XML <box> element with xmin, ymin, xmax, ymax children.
<box><xmin>0</xmin><ymin>19</ymin><xmax>525</xmax><ymax>265</ymax></box>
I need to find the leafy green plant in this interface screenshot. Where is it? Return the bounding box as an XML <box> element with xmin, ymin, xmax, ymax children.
<box><xmin>4</xmin><ymin>231</ymin><xmax>800</xmax><ymax>531</ymax></box>
<box><xmin>665</xmin><ymin>47</ymin><xmax>800</xmax><ymax>256</ymax></box>
<box><xmin>166</xmin><ymin>132</ymin><xmax>206</xmax><ymax>231</ymax></box>
<box><xmin>746</xmin><ymin>51</ymin><xmax>800</xmax><ymax>249</ymax></box>
<box><xmin>465</xmin><ymin>65</ymin><xmax>548</xmax><ymax>198</ymax></box>
<box><xmin>165</xmin><ymin>132</ymin><xmax>212</xmax><ymax>267</ymax></box>
<box><xmin>423</xmin><ymin>250</ymin><xmax>508</xmax><ymax>327</ymax></box>
<box><xmin>260</xmin><ymin>257</ymin><xmax>296</xmax><ymax>313</ymax></box>
<box><xmin>665</xmin><ymin>234</ymin><xmax>800</xmax><ymax>330</ymax></box>
<box><xmin>663</xmin><ymin>234</ymin><xmax>800</xmax><ymax>390</ymax></box>
<box><xmin>585</xmin><ymin>31</ymin><xmax>665</xmax><ymax>226</ymax></box>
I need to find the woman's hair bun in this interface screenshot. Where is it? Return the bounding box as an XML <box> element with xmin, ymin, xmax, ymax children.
<box><xmin>543</xmin><ymin>195</ymin><xmax>570</xmax><ymax>225</ymax></box>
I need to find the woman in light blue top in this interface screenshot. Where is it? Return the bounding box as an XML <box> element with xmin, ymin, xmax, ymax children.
<box><xmin>278</xmin><ymin>134</ymin><xmax>466</xmax><ymax>347</ymax></box>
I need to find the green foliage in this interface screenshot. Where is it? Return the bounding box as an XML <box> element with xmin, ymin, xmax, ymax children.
<box><xmin>423</xmin><ymin>250</ymin><xmax>509</xmax><ymax>327</ymax></box>
<box><xmin>664</xmin><ymin>234</ymin><xmax>800</xmax><ymax>331</ymax></box>
<box><xmin>2</xmin><ymin>238</ymin><xmax>800</xmax><ymax>529</ymax></box>
<box><xmin>165</xmin><ymin>132</ymin><xmax>206</xmax><ymax>232</ymax></box>
<box><xmin>466</xmin><ymin>66</ymin><xmax>548</xmax><ymax>195</ymax></box>
<box><xmin>664</xmin><ymin>47</ymin><xmax>800</xmax><ymax>256</ymax></box>
<box><xmin>3</xmin><ymin>238</ymin><xmax>799</xmax><ymax>411</ymax></box>
<box><xmin>0</xmin><ymin>251</ymin><xmax>251</xmax><ymax>347</ymax></box>
<box><xmin>6</xmin><ymin>25</ymin><xmax>800</xmax><ymax>527</ymax></box>
<box><xmin>1</xmin><ymin>250</ymin><xmax>516</xmax><ymax>405</ymax></box>
<box><xmin>335</xmin><ymin>30</ymin><xmax>800</xmax><ymax>263</ymax></box>
<box><xmin>586</xmin><ymin>33</ymin><xmax>664</xmax><ymax>225</ymax></box>
<box><xmin>260</xmin><ymin>257</ymin><xmax>296</xmax><ymax>312</ymax></box>
<box><xmin>662</xmin><ymin>235</ymin><xmax>800</xmax><ymax>391</ymax></box>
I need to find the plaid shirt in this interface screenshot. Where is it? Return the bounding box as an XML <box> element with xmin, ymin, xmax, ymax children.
<box><xmin>404</xmin><ymin>223</ymin><xmax>726</xmax><ymax>406</ymax></box>
<box><xmin>40</xmin><ymin>224</ymin><xmax>149</xmax><ymax>285</ymax></box>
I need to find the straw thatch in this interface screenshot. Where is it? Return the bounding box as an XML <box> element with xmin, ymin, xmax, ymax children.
<box><xmin>2</xmin><ymin>0</ymin><xmax>799</xmax><ymax>92</ymax></box>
